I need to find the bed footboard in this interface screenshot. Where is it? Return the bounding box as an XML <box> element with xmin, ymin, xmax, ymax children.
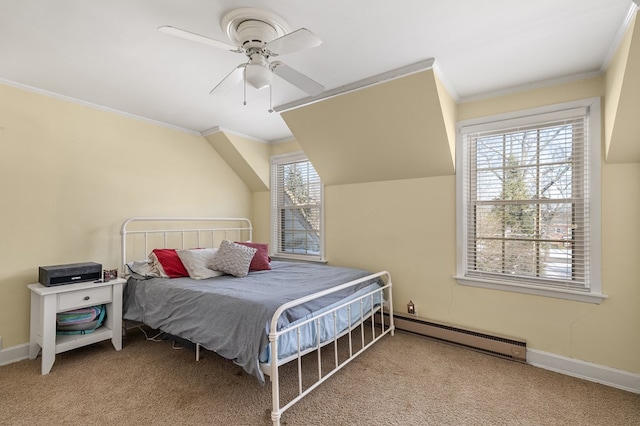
<box><xmin>265</xmin><ymin>271</ymin><xmax>394</xmax><ymax>426</ymax></box>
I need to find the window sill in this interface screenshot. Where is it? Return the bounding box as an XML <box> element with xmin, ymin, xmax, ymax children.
<box><xmin>454</xmin><ymin>276</ymin><xmax>608</xmax><ymax>304</ymax></box>
<box><xmin>270</xmin><ymin>255</ymin><xmax>327</xmax><ymax>264</ymax></box>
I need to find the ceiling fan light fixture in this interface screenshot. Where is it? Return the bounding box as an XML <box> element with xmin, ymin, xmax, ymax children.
<box><xmin>245</xmin><ymin>64</ymin><xmax>272</xmax><ymax>89</ymax></box>
<box><xmin>245</xmin><ymin>55</ymin><xmax>272</xmax><ymax>90</ymax></box>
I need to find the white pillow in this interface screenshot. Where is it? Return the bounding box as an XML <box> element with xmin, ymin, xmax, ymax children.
<box><xmin>207</xmin><ymin>240</ymin><xmax>257</xmax><ymax>278</ymax></box>
<box><xmin>176</xmin><ymin>248</ymin><xmax>224</xmax><ymax>280</ymax></box>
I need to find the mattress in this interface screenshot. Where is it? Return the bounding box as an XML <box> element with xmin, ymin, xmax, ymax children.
<box><xmin>123</xmin><ymin>260</ymin><xmax>383</xmax><ymax>383</ymax></box>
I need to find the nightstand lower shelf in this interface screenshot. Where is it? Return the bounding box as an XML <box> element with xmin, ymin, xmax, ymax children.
<box><xmin>54</xmin><ymin>327</ymin><xmax>113</xmax><ymax>353</ymax></box>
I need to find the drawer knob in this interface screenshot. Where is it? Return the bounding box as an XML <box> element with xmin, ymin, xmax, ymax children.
<box><xmin>83</xmin><ymin>296</ymin><xmax>90</xmax><ymax>301</ymax></box>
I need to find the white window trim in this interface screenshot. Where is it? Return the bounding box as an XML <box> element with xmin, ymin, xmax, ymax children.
<box><xmin>455</xmin><ymin>98</ymin><xmax>606</xmax><ymax>304</ymax></box>
<box><xmin>270</xmin><ymin>151</ymin><xmax>325</xmax><ymax>262</ymax></box>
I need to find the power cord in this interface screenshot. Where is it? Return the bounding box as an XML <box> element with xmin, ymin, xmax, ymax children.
<box><xmin>135</xmin><ymin>325</ymin><xmax>185</xmax><ymax>350</ymax></box>
<box><xmin>135</xmin><ymin>325</ymin><xmax>165</xmax><ymax>342</ymax></box>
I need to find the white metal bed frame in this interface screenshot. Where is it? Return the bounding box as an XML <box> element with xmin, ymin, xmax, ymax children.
<box><xmin>121</xmin><ymin>217</ymin><xmax>394</xmax><ymax>426</ymax></box>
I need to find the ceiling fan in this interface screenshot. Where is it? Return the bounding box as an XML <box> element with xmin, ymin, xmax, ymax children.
<box><xmin>159</xmin><ymin>8</ymin><xmax>324</xmax><ymax>108</ymax></box>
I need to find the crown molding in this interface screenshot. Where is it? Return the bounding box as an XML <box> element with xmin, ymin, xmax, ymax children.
<box><xmin>432</xmin><ymin>60</ymin><xmax>460</xmax><ymax>103</ymax></box>
<box><xmin>201</xmin><ymin>126</ymin><xmax>224</xmax><ymax>137</ymax></box>
<box><xmin>200</xmin><ymin>125</ymin><xmax>269</xmax><ymax>143</ymax></box>
<box><xmin>600</xmin><ymin>2</ymin><xmax>640</xmax><ymax>71</ymax></box>
<box><xmin>274</xmin><ymin>58</ymin><xmax>436</xmax><ymax>113</ymax></box>
<box><xmin>458</xmin><ymin>70</ymin><xmax>604</xmax><ymax>104</ymax></box>
<box><xmin>0</xmin><ymin>78</ymin><xmax>200</xmax><ymax>136</ymax></box>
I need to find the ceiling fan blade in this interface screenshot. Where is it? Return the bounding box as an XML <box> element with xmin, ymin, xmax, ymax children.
<box><xmin>271</xmin><ymin>61</ymin><xmax>324</xmax><ymax>96</ymax></box>
<box><xmin>158</xmin><ymin>25</ymin><xmax>241</xmax><ymax>53</ymax></box>
<box><xmin>264</xmin><ymin>28</ymin><xmax>322</xmax><ymax>56</ymax></box>
<box><xmin>209</xmin><ymin>64</ymin><xmax>246</xmax><ymax>95</ymax></box>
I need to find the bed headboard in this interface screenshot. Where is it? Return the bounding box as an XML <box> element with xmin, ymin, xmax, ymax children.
<box><xmin>120</xmin><ymin>217</ymin><xmax>253</xmax><ymax>274</ymax></box>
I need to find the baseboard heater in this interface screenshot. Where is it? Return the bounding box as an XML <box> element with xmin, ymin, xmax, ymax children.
<box><xmin>382</xmin><ymin>313</ymin><xmax>527</xmax><ymax>362</ymax></box>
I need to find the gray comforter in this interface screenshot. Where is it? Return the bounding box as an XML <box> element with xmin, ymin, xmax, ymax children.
<box><xmin>123</xmin><ymin>261</ymin><xmax>381</xmax><ymax>383</ymax></box>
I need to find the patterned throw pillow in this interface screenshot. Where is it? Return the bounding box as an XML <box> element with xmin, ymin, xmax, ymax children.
<box><xmin>207</xmin><ymin>240</ymin><xmax>257</xmax><ymax>278</ymax></box>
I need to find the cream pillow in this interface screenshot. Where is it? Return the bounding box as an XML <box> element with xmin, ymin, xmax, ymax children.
<box><xmin>207</xmin><ymin>240</ymin><xmax>257</xmax><ymax>278</ymax></box>
<box><xmin>176</xmin><ymin>248</ymin><xmax>225</xmax><ymax>280</ymax></box>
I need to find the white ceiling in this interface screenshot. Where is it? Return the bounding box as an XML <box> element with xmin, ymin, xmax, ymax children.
<box><xmin>0</xmin><ymin>1</ymin><xmax>634</xmax><ymax>142</ymax></box>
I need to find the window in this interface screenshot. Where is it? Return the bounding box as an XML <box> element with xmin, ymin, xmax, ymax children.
<box><xmin>271</xmin><ymin>152</ymin><xmax>324</xmax><ymax>261</ymax></box>
<box><xmin>456</xmin><ymin>98</ymin><xmax>604</xmax><ymax>303</ymax></box>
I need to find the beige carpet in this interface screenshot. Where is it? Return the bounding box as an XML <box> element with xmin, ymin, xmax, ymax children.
<box><xmin>1</xmin><ymin>328</ymin><xmax>638</xmax><ymax>426</ymax></box>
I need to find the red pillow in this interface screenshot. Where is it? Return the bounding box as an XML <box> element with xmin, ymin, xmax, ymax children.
<box><xmin>235</xmin><ymin>242</ymin><xmax>271</xmax><ymax>271</ymax></box>
<box><xmin>151</xmin><ymin>249</ymin><xmax>189</xmax><ymax>278</ymax></box>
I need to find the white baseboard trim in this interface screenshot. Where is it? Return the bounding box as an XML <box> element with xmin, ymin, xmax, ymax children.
<box><xmin>0</xmin><ymin>343</ymin><xmax>30</xmax><ymax>367</ymax></box>
<box><xmin>527</xmin><ymin>348</ymin><xmax>640</xmax><ymax>394</ymax></box>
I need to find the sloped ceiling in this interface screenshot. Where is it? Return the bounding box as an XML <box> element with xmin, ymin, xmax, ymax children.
<box><xmin>606</xmin><ymin>12</ymin><xmax>640</xmax><ymax>163</ymax></box>
<box><xmin>207</xmin><ymin>7</ymin><xmax>640</xmax><ymax>189</ymax></box>
<box><xmin>203</xmin><ymin>130</ymin><xmax>270</xmax><ymax>192</ymax></box>
<box><xmin>279</xmin><ymin>68</ymin><xmax>455</xmax><ymax>186</ymax></box>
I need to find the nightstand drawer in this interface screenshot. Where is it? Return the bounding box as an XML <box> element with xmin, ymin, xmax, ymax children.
<box><xmin>58</xmin><ymin>286</ymin><xmax>112</xmax><ymax>311</ymax></box>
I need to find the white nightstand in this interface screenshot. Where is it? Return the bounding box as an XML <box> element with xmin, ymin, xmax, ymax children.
<box><xmin>28</xmin><ymin>277</ymin><xmax>125</xmax><ymax>374</ymax></box>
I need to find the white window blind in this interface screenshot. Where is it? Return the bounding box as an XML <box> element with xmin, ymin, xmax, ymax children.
<box><xmin>457</xmin><ymin>100</ymin><xmax>603</xmax><ymax>302</ymax></box>
<box><xmin>271</xmin><ymin>152</ymin><xmax>324</xmax><ymax>260</ymax></box>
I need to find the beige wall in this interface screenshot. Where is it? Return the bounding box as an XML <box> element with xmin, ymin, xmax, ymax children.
<box><xmin>0</xmin><ymin>84</ymin><xmax>252</xmax><ymax>347</ymax></box>
<box><xmin>282</xmin><ymin>69</ymin><xmax>455</xmax><ymax>186</ymax></box>
<box><xmin>3</xmin><ymin>71</ymin><xmax>638</xmax><ymax>377</ymax></box>
<box><xmin>457</xmin><ymin>77</ymin><xmax>639</xmax><ymax>373</ymax></box>
<box><xmin>323</xmin><ymin>169</ymin><xmax>638</xmax><ymax>374</ymax></box>
<box><xmin>256</xmin><ymin>77</ymin><xmax>640</xmax><ymax>374</ymax></box>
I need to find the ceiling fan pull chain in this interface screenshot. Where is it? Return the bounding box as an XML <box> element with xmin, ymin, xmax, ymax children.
<box><xmin>268</xmin><ymin>84</ymin><xmax>273</xmax><ymax>113</ymax></box>
<box><xmin>243</xmin><ymin>67</ymin><xmax>247</xmax><ymax>106</ymax></box>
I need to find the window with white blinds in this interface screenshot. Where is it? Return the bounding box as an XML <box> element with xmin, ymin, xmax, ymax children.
<box><xmin>456</xmin><ymin>99</ymin><xmax>603</xmax><ymax>303</ymax></box>
<box><xmin>271</xmin><ymin>152</ymin><xmax>324</xmax><ymax>261</ymax></box>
